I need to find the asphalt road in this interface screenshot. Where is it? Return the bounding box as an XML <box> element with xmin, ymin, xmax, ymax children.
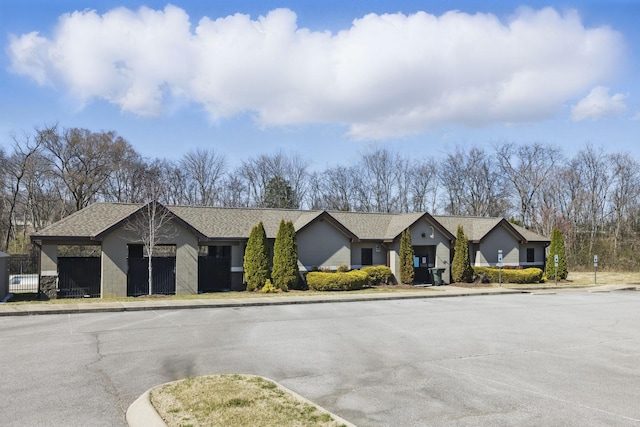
<box><xmin>1</xmin><ymin>291</ymin><xmax>639</xmax><ymax>426</ymax></box>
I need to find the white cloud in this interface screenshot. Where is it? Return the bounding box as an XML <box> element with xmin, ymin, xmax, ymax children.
<box><xmin>570</xmin><ymin>86</ymin><xmax>628</xmax><ymax>121</ymax></box>
<box><xmin>7</xmin><ymin>5</ymin><xmax>626</xmax><ymax>138</ymax></box>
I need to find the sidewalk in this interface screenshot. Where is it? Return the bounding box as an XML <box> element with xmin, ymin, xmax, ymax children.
<box><xmin>1</xmin><ymin>284</ymin><xmax>636</xmax><ymax>317</ymax></box>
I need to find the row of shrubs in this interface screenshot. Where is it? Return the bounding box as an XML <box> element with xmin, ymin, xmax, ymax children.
<box><xmin>306</xmin><ymin>265</ymin><xmax>394</xmax><ymax>291</ymax></box>
<box><xmin>473</xmin><ymin>266</ymin><xmax>544</xmax><ymax>284</ymax></box>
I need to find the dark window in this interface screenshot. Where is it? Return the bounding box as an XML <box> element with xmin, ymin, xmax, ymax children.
<box><xmin>128</xmin><ymin>244</ymin><xmax>144</xmax><ymax>259</ymax></box>
<box><xmin>207</xmin><ymin>246</ymin><xmax>231</xmax><ymax>259</ymax></box>
<box><xmin>527</xmin><ymin>248</ymin><xmax>535</xmax><ymax>263</ymax></box>
<box><xmin>361</xmin><ymin>248</ymin><xmax>373</xmax><ymax>266</ymax></box>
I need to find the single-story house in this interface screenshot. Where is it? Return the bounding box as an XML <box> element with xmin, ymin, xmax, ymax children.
<box><xmin>30</xmin><ymin>202</ymin><xmax>549</xmax><ymax>298</ymax></box>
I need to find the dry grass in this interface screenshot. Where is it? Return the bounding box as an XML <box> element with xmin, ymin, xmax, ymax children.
<box><xmin>4</xmin><ymin>285</ymin><xmax>430</xmax><ymax>305</ymax></box>
<box><xmin>150</xmin><ymin>375</ymin><xmax>347</xmax><ymax>427</ymax></box>
<box><xmin>454</xmin><ymin>270</ymin><xmax>640</xmax><ymax>289</ymax></box>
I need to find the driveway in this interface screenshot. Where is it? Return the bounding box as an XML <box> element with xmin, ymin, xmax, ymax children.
<box><xmin>1</xmin><ymin>290</ymin><xmax>639</xmax><ymax>426</ymax></box>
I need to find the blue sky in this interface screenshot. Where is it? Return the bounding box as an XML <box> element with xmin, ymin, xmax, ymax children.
<box><xmin>2</xmin><ymin>1</ymin><xmax>639</xmax><ymax>170</ymax></box>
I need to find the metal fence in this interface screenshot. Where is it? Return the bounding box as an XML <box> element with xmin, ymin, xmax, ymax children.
<box><xmin>58</xmin><ymin>257</ymin><xmax>101</xmax><ymax>298</ymax></box>
<box><xmin>127</xmin><ymin>257</ymin><xmax>176</xmax><ymax>296</ymax></box>
<box><xmin>8</xmin><ymin>255</ymin><xmax>39</xmax><ymax>293</ymax></box>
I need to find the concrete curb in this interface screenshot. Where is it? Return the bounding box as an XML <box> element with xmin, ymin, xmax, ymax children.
<box><xmin>0</xmin><ymin>287</ymin><xmax>527</xmax><ymax>317</ymax></box>
<box><xmin>126</xmin><ymin>388</ymin><xmax>166</xmax><ymax>427</ymax></box>
<box><xmin>1</xmin><ymin>284</ymin><xmax>636</xmax><ymax>317</ymax></box>
<box><xmin>126</xmin><ymin>375</ymin><xmax>357</xmax><ymax>427</ymax></box>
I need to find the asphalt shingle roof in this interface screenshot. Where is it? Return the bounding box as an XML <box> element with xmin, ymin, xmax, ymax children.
<box><xmin>31</xmin><ymin>203</ymin><xmax>549</xmax><ymax>244</ymax></box>
<box><xmin>32</xmin><ymin>203</ymin><xmax>143</xmax><ymax>239</ymax></box>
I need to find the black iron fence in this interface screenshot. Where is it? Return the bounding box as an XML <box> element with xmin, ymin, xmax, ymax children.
<box><xmin>58</xmin><ymin>257</ymin><xmax>101</xmax><ymax>298</ymax></box>
<box><xmin>8</xmin><ymin>255</ymin><xmax>39</xmax><ymax>293</ymax></box>
<box><xmin>127</xmin><ymin>257</ymin><xmax>176</xmax><ymax>296</ymax></box>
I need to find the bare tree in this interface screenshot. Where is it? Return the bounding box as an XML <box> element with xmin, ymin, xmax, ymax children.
<box><xmin>124</xmin><ymin>169</ymin><xmax>177</xmax><ymax>295</ymax></box>
<box><xmin>607</xmin><ymin>152</ymin><xmax>638</xmax><ymax>258</ymax></box>
<box><xmin>3</xmin><ymin>130</ymin><xmax>43</xmax><ymax>249</ymax></box>
<box><xmin>237</xmin><ymin>151</ymin><xmax>309</xmax><ymax>208</ymax></box>
<box><xmin>496</xmin><ymin>142</ymin><xmax>562</xmax><ymax>229</ymax></box>
<box><xmin>320</xmin><ymin>166</ymin><xmax>357</xmax><ymax>211</ymax></box>
<box><xmin>409</xmin><ymin>158</ymin><xmax>438</xmax><ymax>212</ymax></box>
<box><xmin>180</xmin><ymin>148</ymin><xmax>227</xmax><ymax>206</ymax></box>
<box><xmin>102</xmin><ymin>148</ymin><xmax>147</xmax><ymax>203</ymax></box>
<box><xmin>441</xmin><ymin>146</ymin><xmax>508</xmax><ymax>216</ymax></box>
<box><xmin>40</xmin><ymin>126</ymin><xmax>134</xmax><ymax>212</ymax></box>
<box><xmin>359</xmin><ymin>147</ymin><xmax>403</xmax><ymax>213</ymax></box>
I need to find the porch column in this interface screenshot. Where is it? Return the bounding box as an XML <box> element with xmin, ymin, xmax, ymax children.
<box><xmin>40</xmin><ymin>244</ymin><xmax>58</xmax><ymax>299</ymax></box>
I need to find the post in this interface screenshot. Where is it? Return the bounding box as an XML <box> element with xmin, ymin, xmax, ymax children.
<box><xmin>594</xmin><ymin>255</ymin><xmax>598</xmax><ymax>284</ymax></box>
<box><xmin>554</xmin><ymin>254</ymin><xmax>559</xmax><ymax>286</ymax></box>
<box><xmin>497</xmin><ymin>250</ymin><xmax>503</xmax><ymax>287</ymax></box>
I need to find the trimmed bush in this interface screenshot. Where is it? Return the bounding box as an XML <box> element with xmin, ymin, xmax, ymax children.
<box><xmin>546</xmin><ymin>227</ymin><xmax>568</xmax><ymax>280</ymax></box>
<box><xmin>243</xmin><ymin>221</ymin><xmax>269</xmax><ymax>291</ymax></box>
<box><xmin>399</xmin><ymin>229</ymin><xmax>414</xmax><ymax>284</ymax></box>
<box><xmin>452</xmin><ymin>225</ymin><xmax>474</xmax><ymax>283</ymax></box>
<box><xmin>361</xmin><ymin>265</ymin><xmax>393</xmax><ymax>285</ymax></box>
<box><xmin>306</xmin><ymin>270</ymin><xmax>369</xmax><ymax>291</ymax></box>
<box><xmin>261</xmin><ymin>279</ymin><xmax>277</xmax><ymax>293</ymax></box>
<box><xmin>271</xmin><ymin>219</ymin><xmax>298</xmax><ymax>291</ymax></box>
<box><xmin>473</xmin><ymin>267</ymin><xmax>544</xmax><ymax>284</ymax></box>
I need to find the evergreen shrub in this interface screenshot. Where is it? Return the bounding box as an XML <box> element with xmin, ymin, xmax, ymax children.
<box><xmin>271</xmin><ymin>220</ymin><xmax>298</xmax><ymax>291</ymax></box>
<box><xmin>306</xmin><ymin>270</ymin><xmax>369</xmax><ymax>291</ymax></box>
<box><xmin>361</xmin><ymin>265</ymin><xmax>393</xmax><ymax>285</ymax></box>
<box><xmin>473</xmin><ymin>267</ymin><xmax>544</xmax><ymax>284</ymax></box>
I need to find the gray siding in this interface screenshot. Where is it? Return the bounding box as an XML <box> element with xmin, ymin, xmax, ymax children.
<box><xmin>519</xmin><ymin>243</ymin><xmax>547</xmax><ymax>267</ymax></box>
<box><xmin>297</xmin><ymin>220</ymin><xmax>351</xmax><ymax>269</ymax></box>
<box><xmin>475</xmin><ymin>225</ymin><xmax>519</xmax><ymax>267</ymax></box>
<box><xmin>351</xmin><ymin>242</ymin><xmax>387</xmax><ymax>268</ymax></box>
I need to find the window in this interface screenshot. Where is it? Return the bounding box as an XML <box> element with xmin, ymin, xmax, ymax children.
<box><xmin>361</xmin><ymin>248</ymin><xmax>373</xmax><ymax>266</ymax></box>
<box><xmin>527</xmin><ymin>248</ymin><xmax>535</xmax><ymax>263</ymax></box>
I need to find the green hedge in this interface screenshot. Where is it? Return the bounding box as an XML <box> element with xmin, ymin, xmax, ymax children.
<box><xmin>473</xmin><ymin>267</ymin><xmax>543</xmax><ymax>284</ymax></box>
<box><xmin>306</xmin><ymin>270</ymin><xmax>370</xmax><ymax>291</ymax></box>
<box><xmin>361</xmin><ymin>265</ymin><xmax>393</xmax><ymax>285</ymax></box>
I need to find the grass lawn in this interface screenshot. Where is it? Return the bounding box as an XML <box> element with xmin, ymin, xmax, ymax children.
<box><xmin>150</xmin><ymin>375</ymin><xmax>348</xmax><ymax>427</ymax></box>
<box><xmin>3</xmin><ymin>284</ymin><xmax>431</xmax><ymax>304</ymax></box>
<box><xmin>453</xmin><ymin>270</ymin><xmax>640</xmax><ymax>289</ymax></box>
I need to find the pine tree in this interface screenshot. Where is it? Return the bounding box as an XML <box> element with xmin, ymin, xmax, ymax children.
<box><xmin>243</xmin><ymin>221</ymin><xmax>269</xmax><ymax>291</ymax></box>
<box><xmin>272</xmin><ymin>219</ymin><xmax>298</xmax><ymax>291</ymax></box>
<box><xmin>452</xmin><ymin>225</ymin><xmax>474</xmax><ymax>283</ymax></box>
<box><xmin>399</xmin><ymin>229</ymin><xmax>415</xmax><ymax>285</ymax></box>
<box><xmin>546</xmin><ymin>227</ymin><xmax>568</xmax><ymax>280</ymax></box>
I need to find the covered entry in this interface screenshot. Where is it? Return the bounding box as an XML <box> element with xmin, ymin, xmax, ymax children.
<box><xmin>198</xmin><ymin>245</ymin><xmax>231</xmax><ymax>292</ymax></box>
<box><xmin>127</xmin><ymin>244</ymin><xmax>176</xmax><ymax>296</ymax></box>
<box><xmin>412</xmin><ymin>246</ymin><xmax>436</xmax><ymax>284</ymax></box>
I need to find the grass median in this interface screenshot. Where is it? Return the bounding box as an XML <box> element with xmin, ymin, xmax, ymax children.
<box><xmin>150</xmin><ymin>375</ymin><xmax>348</xmax><ymax>427</ymax></box>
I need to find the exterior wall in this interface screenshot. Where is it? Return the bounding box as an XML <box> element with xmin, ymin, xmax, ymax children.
<box><xmin>297</xmin><ymin>220</ymin><xmax>351</xmax><ymax>270</ymax></box>
<box><xmin>519</xmin><ymin>243</ymin><xmax>547</xmax><ymax>268</ymax></box>
<box><xmin>385</xmin><ymin>219</ymin><xmax>452</xmax><ymax>284</ymax></box>
<box><xmin>350</xmin><ymin>242</ymin><xmax>387</xmax><ymax>269</ymax></box>
<box><xmin>40</xmin><ymin>243</ymin><xmax>58</xmax><ymax>299</ymax></box>
<box><xmin>475</xmin><ymin>226</ymin><xmax>519</xmax><ymax>267</ymax></box>
<box><xmin>101</xmin><ymin>220</ymin><xmax>200</xmax><ymax>297</ymax></box>
<box><xmin>101</xmin><ymin>228</ymin><xmax>135</xmax><ymax>298</ymax></box>
<box><xmin>175</xmin><ymin>225</ymin><xmax>198</xmax><ymax>295</ymax></box>
<box><xmin>41</xmin><ymin>244</ymin><xmax>58</xmax><ymax>273</ymax></box>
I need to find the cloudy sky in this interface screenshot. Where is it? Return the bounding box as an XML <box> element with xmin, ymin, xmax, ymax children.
<box><xmin>2</xmin><ymin>0</ymin><xmax>639</xmax><ymax>169</ymax></box>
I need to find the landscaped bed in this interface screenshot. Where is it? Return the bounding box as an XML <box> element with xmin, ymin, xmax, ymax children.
<box><xmin>150</xmin><ymin>375</ymin><xmax>349</xmax><ymax>427</ymax></box>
